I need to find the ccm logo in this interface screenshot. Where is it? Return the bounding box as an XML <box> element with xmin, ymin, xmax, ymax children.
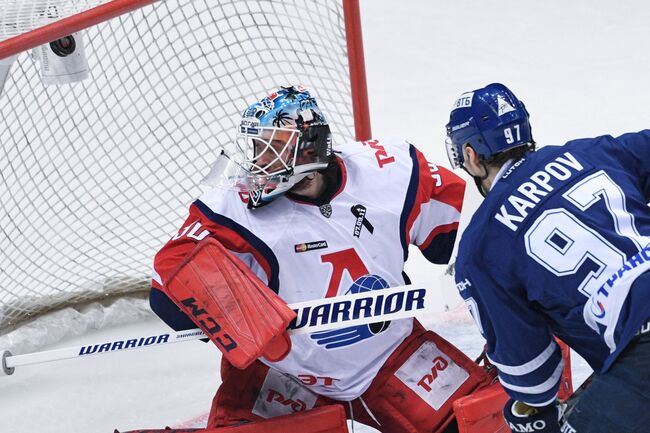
<box><xmin>266</xmin><ymin>389</ymin><xmax>306</xmax><ymax>412</ymax></box>
<box><xmin>180</xmin><ymin>297</ymin><xmax>237</xmax><ymax>352</ymax></box>
<box><xmin>417</xmin><ymin>356</ymin><xmax>449</xmax><ymax>392</ymax></box>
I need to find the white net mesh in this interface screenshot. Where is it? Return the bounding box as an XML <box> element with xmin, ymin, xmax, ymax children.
<box><xmin>0</xmin><ymin>0</ymin><xmax>111</xmax><ymax>40</ymax></box>
<box><xmin>0</xmin><ymin>0</ymin><xmax>358</xmax><ymax>331</ymax></box>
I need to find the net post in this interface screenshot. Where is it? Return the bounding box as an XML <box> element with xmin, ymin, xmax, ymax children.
<box><xmin>343</xmin><ymin>0</ymin><xmax>371</xmax><ymax>141</ymax></box>
<box><xmin>0</xmin><ymin>0</ymin><xmax>159</xmax><ymax>60</ymax></box>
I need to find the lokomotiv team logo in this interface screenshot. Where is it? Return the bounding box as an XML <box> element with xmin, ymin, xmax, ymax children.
<box><xmin>310</xmin><ymin>274</ymin><xmax>391</xmax><ymax>349</ymax></box>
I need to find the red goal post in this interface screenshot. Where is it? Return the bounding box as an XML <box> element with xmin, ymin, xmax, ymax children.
<box><xmin>0</xmin><ymin>0</ymin><xmax>371</xmax><ymax>331</ymax></box>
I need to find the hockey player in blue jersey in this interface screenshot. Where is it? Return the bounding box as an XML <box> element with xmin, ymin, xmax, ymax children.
<box><xmin>444</xmin><ymin>83</ymin><xmax>650</xmax><ymax>433</ymax></box>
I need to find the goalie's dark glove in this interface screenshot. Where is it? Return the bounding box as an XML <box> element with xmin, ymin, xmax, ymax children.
<box><xmin>503</xmin><ymin>398</ymin><xmax>562</xmax><ymax>433</ymax></box>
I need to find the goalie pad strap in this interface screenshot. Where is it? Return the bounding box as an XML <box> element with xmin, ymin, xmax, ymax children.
<box><xmin>115</xmin><ymin>405</ymin><xmax>348</xmax><ymax>433</ymax></box>
<box><xmin>452</xmin><ymin>383</ymin><xmax>509</xmax><ymax>433</ymax></box>
<box><xmin>163</xmin><ymin>238</ymin><xmax>295</xmax><ymax>369</ymax></box>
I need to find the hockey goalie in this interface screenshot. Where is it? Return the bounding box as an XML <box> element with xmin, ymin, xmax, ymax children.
<box><xmin>128</xmin><ymin>86</ymin><xmax>503</xmax><ymax>433</ymax></box>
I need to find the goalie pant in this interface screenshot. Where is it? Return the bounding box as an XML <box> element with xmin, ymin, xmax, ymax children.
<box><xmin>117</xmin><ymin>405</ymin><xmax>348</xmax><ymax>433</ymax></box>
<box><xmin>208</xmin><ymin>320</ymin><xmax>494</xmax><ymax>433</ymax></box>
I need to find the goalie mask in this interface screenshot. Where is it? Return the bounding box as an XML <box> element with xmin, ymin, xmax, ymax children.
<box><xmin>204</xmin><ymin>86</ymin><xmax>333</xmax><ymax>208</ymax></box>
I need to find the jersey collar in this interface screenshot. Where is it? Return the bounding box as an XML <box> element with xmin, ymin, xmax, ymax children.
<box><xmin>287</xmin><ymin>155</ymin><xmax>347</xmax><ymax>206</ymax></box>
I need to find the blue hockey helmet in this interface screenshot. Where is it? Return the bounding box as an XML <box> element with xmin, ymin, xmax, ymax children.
<box><xmin>445</xmin><ymin>83</ymin><xmax>533</xmax><ymax>169</ymax></box>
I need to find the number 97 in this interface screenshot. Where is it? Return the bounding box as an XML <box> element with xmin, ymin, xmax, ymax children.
<box><xmin>504</xmin><ymin>124</ymin><xmax>521</xmax><ymax>144</ymax></box>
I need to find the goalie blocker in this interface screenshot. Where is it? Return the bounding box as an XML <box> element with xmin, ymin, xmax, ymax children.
<box><xmin>162</xmin><ymin>238</ymin><xmax>296</xmax><ymax>369</ymax></box>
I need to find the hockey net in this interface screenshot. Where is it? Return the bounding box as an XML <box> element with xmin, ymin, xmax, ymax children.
<box><xmin>0</xmin><ymin>0</ymin><xmax>369</xmax><ymax>332</ymax></box>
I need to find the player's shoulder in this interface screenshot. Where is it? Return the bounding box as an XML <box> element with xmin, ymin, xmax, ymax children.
<box><xmin>335</xmin><ymin>136</ymin><xmax>413</xmax><ymax>163</ymax></box>
<box><xmin>196</xmin><ymin>186</ymin><xmax>249</xmax><ymax>219</ymax></box>
<box><xmin>560</xmin><ymin>129</ymin><xmax>650</xmax><ymax>161</ymax></box>
<box><xmin>457</xmin><ymin>148</ymin><xmax>567</xmax><ymax>264</ymax></box>
<box><xmin>459</xmin><ymin>138</ymin><xmax>611</xmax><ymax>258</ymax></box>
<box><xmin>335</xmin><ymin>137</ymin><xmax>434</xmax><ymax>185</ymax></box>
<box><xmin>193</xmin><ymin>186</ymin><xmax>283</xmax><ymax>231</ymax></box>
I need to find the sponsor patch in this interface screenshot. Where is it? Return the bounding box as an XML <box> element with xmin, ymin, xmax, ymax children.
<box><xmin>395</xmin><ymin>341</ymin><xmax>469</xmax><ymax>410</ymax></box>
<box><xmin>240</xmin><ymin>117</ymin><xmax>261</xmax><ymax>136</ymax></box>
<box><xmin>253</xmin><ymin>368</ymin><xmax>318</xmax><ymax>418</ymax></box>
<box><xmin>452</xmin><ymin>92</ymin><xmax>473</xmax><ymax>109</ymax></box>
<box><xmin>294</xmin><ymin>240</ymin><xmax>328</xmax><ymax>253</ymax></box>
<box><xmin>289</xmin><ymin>286</ymin><xmax>427</xmax><ymax>332</ymax></box>
<box><xmin>450</xmin><ymin>120</ymin><xmax>470</xmax><ymax>132</ymax></box>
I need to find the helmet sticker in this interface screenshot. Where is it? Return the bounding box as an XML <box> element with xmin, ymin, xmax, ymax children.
<box><xmin>497</xmin><ymin>95</ymin><xmax>516</xmax><ymax>116</ymax></box>
<box><xmin>452</xmin><ymin>92</ymin><xmax>474</xmax><ymax>109</ymax></box>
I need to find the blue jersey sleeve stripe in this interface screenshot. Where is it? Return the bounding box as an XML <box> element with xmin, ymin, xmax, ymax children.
<box><xmin>522</xmin><ymin>394</ymin><xmax>559</xmax><ymax>408</ymax></box>
<box><xmin>498</xmin><ymin>357</ymin><xmax>564</xmax><ymax>395</ymax></box>
<box><xmin>193</xmin><ymin>199</ymin><xmax>281</xmax><ymax>293</ymax></box>
<box><xmin>487</xmin><ymin>340</ymin><xmax>558</xmax><ymax>375</ymax></box>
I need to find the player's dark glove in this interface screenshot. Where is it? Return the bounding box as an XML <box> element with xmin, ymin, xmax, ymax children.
<box><xmin>503</xmin><ymin>399</ymin><xmax>562</xmax><ymax>433</ymax></box>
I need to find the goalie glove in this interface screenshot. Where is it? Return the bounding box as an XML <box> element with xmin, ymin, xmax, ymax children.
<box><xmin>163</xmin><ymin>238</ymin><xmax>296</xmax><ymax>369</ymax></box>
<box><xmin>503</xmin><ymin>399</ymin><xmax>563</xmax><ymax>433</ymax></box>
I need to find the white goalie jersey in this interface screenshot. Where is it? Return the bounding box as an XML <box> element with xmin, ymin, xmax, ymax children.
<box><xmin>152</xmin><ymin>137</ymin><xmax>465</xmax><ymax>400</ymax></box>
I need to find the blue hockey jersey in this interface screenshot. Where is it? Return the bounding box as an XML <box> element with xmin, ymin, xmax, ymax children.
<box><xmin>455</xmin><ymin>130</ymin><xmax>650</xmax><ymax>405</ymax></box>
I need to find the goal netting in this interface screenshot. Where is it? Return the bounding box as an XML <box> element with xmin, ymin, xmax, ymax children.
<box><xmin>0</xmin><ymin>0</ymin><xmax>368</xmax><ymax>332</ymax></box>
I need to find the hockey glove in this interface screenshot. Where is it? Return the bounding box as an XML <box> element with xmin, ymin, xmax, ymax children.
<box><xmin>503</xmin><ymin>399</ymin><xmax>562</xmax><ymax>433</ymax></box>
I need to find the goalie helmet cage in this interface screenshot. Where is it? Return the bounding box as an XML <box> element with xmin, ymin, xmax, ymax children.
<box><xmin>0</xmin><ymin>0</ymin><xmax>371</xmax><ymax>332</ymax></box>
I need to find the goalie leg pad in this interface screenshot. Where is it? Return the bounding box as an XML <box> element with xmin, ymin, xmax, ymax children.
<box><xmin>162</xmin><ymin>238</ymin><xmax>296</xmax><ymax>369</ymax></box>
<box><xmin>208</xmin><ymin>358</ymin><xmax>384</xmax><ymax>430</ymax></box>
<box><xmin>117</xmin><ymin>404</ymin><xmax>348</xmax><ymax>433</ymax></box>
<box><xmin>208</xmin><ymin>358</ymin><xmax>339</xmax><ymax>427</ymax></box>
<box><xmin>359</xmin><ymin>320</ymin><xmax>493</xmax><ymax>433</ymax></box>
<box><xmin>452</xmin><ymin>383</ymin><xmax>508</xmax><ymax>433</ymax></box>
<box><xmin>207</xmin><ymin>321</ymin><xmax>493</xmax><ymax>433</ymax></box>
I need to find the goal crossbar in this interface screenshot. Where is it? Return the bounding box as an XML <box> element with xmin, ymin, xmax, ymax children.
<box><xmin>0</xmin><ymin>0</ymin><xmax>159</xmax><ymax>59</ymax></box>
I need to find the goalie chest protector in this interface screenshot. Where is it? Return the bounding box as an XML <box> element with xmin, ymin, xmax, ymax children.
<box><xmin>153</xmin><ymin>137</ymin><xmax>463</xmax><ymax>400</ymax></box>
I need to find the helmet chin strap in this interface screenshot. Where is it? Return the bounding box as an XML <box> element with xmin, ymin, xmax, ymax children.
<box><xmin>462</xmin><ymin>161</ymin><xmax>490</xmax><ymax>198</ymax></box>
